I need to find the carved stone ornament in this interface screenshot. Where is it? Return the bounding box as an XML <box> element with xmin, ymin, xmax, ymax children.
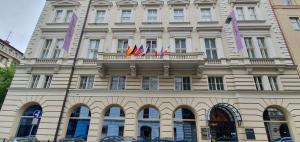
<box><xmin>91</xmin><ymin>0</ymin><xmax>113</xmax><ymax>7</ymax></box>
<box><xmin>130</xmin><ymin>64</ymin><xmax>136</xmax><ymax>77</ymax></box>
<box><xmin>167</xmin><ymin>0</ymin><xmax>190</xmax><ymax>6</ymax></box>
<box><xmin>51</xmin><ymin>0</ymin><xmax>80</xmax><ymax>7</ymax></box>
<box><xmin>116</xmin><ymin>0</ymin><xmax>138</xmax><ymax>7</ymax></box>
<box><xmin>141</xmin><ymin>0</ymin><xmax>164</xmax><ymax>6</ymax></box>
<box><xmin>97</xmin><ymin>63</ymin><xmax>106</xmax><ymax>78</ymax></box>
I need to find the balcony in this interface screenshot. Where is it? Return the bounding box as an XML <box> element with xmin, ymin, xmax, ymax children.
<box><xmin>97</xmin><ymin>52</ymin><xmax>205</xmax><ymax>78</ymax></box>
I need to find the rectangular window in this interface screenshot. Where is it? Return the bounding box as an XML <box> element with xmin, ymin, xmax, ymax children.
<box><xmin>175</xmin><ymin>39</ymin><xmax>186</xmax><ymax>53</ymax></box>
<box><xmin>248</xmin><ymin>7</ymin><xmax>256</xmax><ymax>20</ymax></box>
<box><xmin>95</xmin><ymin>10</ymin><xmax>106</xmax><ymax>23</ymax></box>
<box><xmin>43</xmin><ymin>75</ymin><xmax>52</xmax><ymax>88</ymax></box>
<box><xmin>290</xmin><ymin>17</ymin><xmax>300</xmax><ymax>29</ymax></box>
<box><xmin>282</xmin><ymin>0</ymin><xmax>292</xmax><ymax>5</ymax></box>
<box><xmin>121</xmin><ymin>10</ymin><xmax>132</xmax><ymax>23</ymax></box>
<box><xmin>236</xmin><ymin>7</ymin><xmax>245</xmax><ymax>20</ymax></box>
<box><xmin>174</xmin><ymin>9</ymin><xmax>184</xmax><ymax>22</ymax></box>
<box><xmin>118</xmin><ymin>126</ymin><xmax>124</xmax><ymax>136</ymax></box>
<box><xmin>79</xmin><ymin>76</ymin><xmax>94</xmax><ymax>89</ymax></box>
<box><xmin>205</xmin><ymin>38</ymin><xmax>218</xmax><ymax>59</ymax></box>
<box><xmin>257</xmin><ymin>37</ymin><xmax>268</xmax><ymax>58</ymax></box>
<box><xmin>143</xmin><ymin>108</ymin><xmax>149</xmax><ymax>118</ymax></box>
<box><xmin>175</xmin><ymin>77</ymin><xmax>191</xmax><ymax>91</ymax></box>
<box><xmin>111</xmin><ymin>76</ymin><xmax>126</xmax><ymax>90</ymax></box>
<box><xmin>142</xmin><ymin>76</ymin><xmax>158</xmax><ymax>90</ymax></box>
<box><xmin>88</xmin><ymin>39</ymin><xmax>100</xmax><ymax>59</ymax></box>
<box><xmin>40</xmin><ymin>39</ymin><xmax>52</xmax><ymax>58</ymax></box>
<box><xmin>147</xmin><ymin>9</ymin><xmax>158</xmax><ymax>22</ymax></box>
<box><xmin>30</xmin><ymin>75</ymin><xmax>40</xmax><ymax>88</ymax></box>
<box><xmin>117</xmin><ymin>39</ymin><xmax>128</xmax><ymax>53</ymax></box>
<box><xmin>208</xmin><ymin>77</ymin><xmax>224</xmax><ymax>91</ymax></box>
<box><xmin>245</xmin><ymin>128</ymin><xmax>256</xmax><ymax>140</ymax></box>
<box><xmin>254</xmin><ymin>76</ymin><xmax>264</xmax><ymax>91</ymax></box>
<box><xmin>146</xmin><ymin>39</ymin><xmax>157</xmax><ymax>53</ymax></box>
<box><xmin>200</xmin><ymin>8</ymin><xmax>212</xmax><ymax>21</ymax></box>
<box><xmin>53</xmin><ymin>10</ymin><xmax>63</xmax><ymax>23</ymax></box>
<box><xmin>64</xmin><ymin>10</ymin><xmax>73</xmax><ymax>23</ymax></box>
<box><xmin>244</xmin><ymin>37</ymin><xmax>256</xmax><ymax>58</ymax></box>
<box><xmin>52</xmin><ymin>39</ymin><xmax>64</xmax><ymax>59</ymax></box>
<box><xmin>268</xmin><ymin>76</ymin><xmax>279</xmax><ymax>91</ymax></box>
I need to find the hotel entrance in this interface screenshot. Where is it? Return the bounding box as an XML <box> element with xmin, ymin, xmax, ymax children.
<box><xmin>207</xmin><ymin>103</ymin><xmax>242</xmax><ymax>142</ymax></box>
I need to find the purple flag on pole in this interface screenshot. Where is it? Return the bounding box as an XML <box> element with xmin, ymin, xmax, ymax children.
<box><xmin>63</xmin><ymin>13</ymin><xmax>78</xmax><ymax>52</ymax></box>
<box><xmin>229</xmin><ymin>10</ymin><xmax>243</xmax><ymax>51</ymax></box>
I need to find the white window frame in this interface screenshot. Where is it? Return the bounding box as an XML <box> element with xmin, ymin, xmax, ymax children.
<box><xmin>117</xmin><ymin>39</ymin><xmax>128</xmax><ymax>53</ymax></box>
<box><xmin>79</xmin><ymin>76</ymin><xmax>95</xmax><ymax>89</ymax></box>
<box><xmin>121</xmin><ymin>9</ymin><xmax>132</xmax><ymax>23</ymax></box>
<box><xmin>95</xmin><ymin>10</ymin><xmax>106</xmax><ymax>23</ymax></box>
<box><xmin>87</xmin><ymin>39</ymin><xmax>100</xmax><ymax>59</ymax></box>
<box><xmin>268</xmin><ymin>76</ymin><xmax>279</xmax><ymax>91</ymax></box>
<box><xmin>40</xmin><ymin>39</ymin><xmax>52</xmax><ymax>58</ymax></box>
<box><xmin>64</xmin><ymin>10</ymin><xmax>73</xmax><ymax>23</ymax></box>
<box><xmin>173</xmin><ymin>8</ymin><xmax>184</xmax><ymax>22</ymax></box>
<box><xmin>43</xmin><ymin>75</ymin><xmax>53</xmax><ymax>89</ymax></box>
<box><xmin>205</xmin><ymin>38</ymin><xmax>218</xmax><ymax>59</ymax></box>
<box><xmin>111</xmin><ymin>76</ymin><xmax>126</xmax><ymax>90</ymax></box>
<box><xmin>290</xmin><ymin>17</ymin><xmax>300</xmax><ymax>29</ymax></box>
<box><xmin>248</xmin><ymin>7</ymin><xmax>257</xmax><ymax>20</ymax></box>
<box><xmin>175</xmin><ymin>38</ymin><xmax>186</xmax><ymax>53</ymax></box>
<box><xmin>146</xmin><ymin>39</ymin><xmax>157</xmax><ymax>53</ymax></box>
<box><xmin>30</xmin><ymin>75</ymin><xmax>40</xmax><ymax>88</ymax></box>
<box><xmin>147</xmin><ymin>9</ymin><xmax>158</xmax><ymax>22</ymax></box>
<box><xmin>254</xmin><ymin>76</ymin><xmax>264</xmax><ymax>91</ymax></box>
<box><xmin>142</xmin><ymin>76</ymin><xmax>159</xmax><ymax>90</ymax></box>
<box><xmin>257</xmin><ymin>37</ymin><xmax>269</xmax><ymax>58</ymax></box>
<box><xmin>244</xmin><ymin>37</ymin><xmax>256</xmax><ymax>58</ymax></box>
<box><xmin>200</xmin><ymin>8</ymin><xmax>212</xmax><ymax>21</ymax></box>
<box><xmin>53</xmin><ymin>10</ymin><xmax>63</xmax><ymax>23</ymax></box>
<box><xmin>208</xmin><ymin>77</ymin><xmax>224</xmax><ymax>91</ymax></box>
<box><xmin>236</xmin><ymin>7</ymin><xmax>245</xmax><ymax>21</ymax></box>
<box><xmin>52</xmin><ymin>39</ymin><xmax>64</xmax><ymax>59</ymax></box>
<box><xmin>175</xmin><ymin>76</ymin><xmax>191</xmax><ymax>91</ymax></box>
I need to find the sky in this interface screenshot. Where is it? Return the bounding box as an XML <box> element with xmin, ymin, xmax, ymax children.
<box><xmin>0</xmin><ymin>0</ymin><xmax>46</xmax><ymax>53</ymax></box>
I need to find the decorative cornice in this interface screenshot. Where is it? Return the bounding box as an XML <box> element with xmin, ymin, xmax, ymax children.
<box><xmin>167</xmin><ymin>27</ymin><xmax>193</xmax><ymax>32</ymax></box>
<box><xmin>116</xmin><ymin>0</ymin><xmax>138</xmax><ymax>7</ymax></box>
<box><xmin>141</xmin><ymin>0</ymin><xmax>164</xmax><ymax>6</ymax></box>
<box><xmin>111</xmin><ymin>28</ymin><xmax>137</xmax><ymax>32</ymax></box>
<box><xmin>139</xmin><ymin>27</ymin><xmax>164</xmax><ymax>32</ymax></box>
<box><xmin>167</xmin><ymin>0</ymin><xmax>190</xmax><ymax>6</ymax></box>
<box><xmin>84</xmin><ymin>28</ymin><xmax>109</xmax><ymax>33</ymax></box>
<box><xmin>51</xmin><ymin>0</ymin><xmax>80</xmax><ymax>7</ymax></box>
<box><xmin>196</xmin><ymin>26</ymin><xmax>222</xmax><ymax>32</ymax></box>
<box><xmin>91</xmin><ymin>0</ymin><xmax>113</xmax><ymax>7</ymax></box>
<box><xmin>194</xmin><ymin>0</ymin><xmax>216</xmax><ymax>5</ymax></box>
<box><xmin>229</xmin><ymin>0</ymin><xmax>259</xmax><ymax>4</ymax></box>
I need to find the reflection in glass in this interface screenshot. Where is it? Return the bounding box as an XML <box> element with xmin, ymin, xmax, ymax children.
<box><xmin>101</xmin><ymin>106</ymin><xmax>125</xmax><ymax>138</ymax></box>
<box><xmin>174</xmin><ymin>108</ymin><xmax>197</xmax><ymax>142</ymax></box>
<box><xmin>138</xmin><ymin>107</ymin><xmax>160</xmax><ymax>142</ymax></box>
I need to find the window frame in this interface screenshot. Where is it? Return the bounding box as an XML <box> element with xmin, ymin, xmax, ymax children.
<box><xmin>200</xmin><ymin>8</ymin><xmax>212</xmax><ymax>21</ymax></box>
<box><xmin>289</xmin><ymin>17</ymin><xmax>300</xmax><ymax>30</ymax></box>
<box><xmin>254</xmin><ymin>76</ymin><xmax>264</xmax><ymax>91</ymax></box>
<box><xmin>121</xmin><ymin>9</ymin><xmax>132</xmax><ymax>23</ymax></box>
<box><xmin>205</xmin><ymin>38</ymin><xmax>218</xmax><ymax>59</ymax></box>
<box><xmin>146</xmin><ymin>39</ymin><xmax>157</xmax><ymax>53</ymax></box>
<box><xmin>52</xmin><ymin>39</ymin><xmax>64</xmax><ymax>59</ymax></box>
<box><xmin>87</xmin><ymin>39</ymin><xmax>100</xmax><ymax>59</ymax></box>
<box><xmin>175</xmin><ymin>76</ymin><xmax>191</xmax><ymax>91</ymax></box>
<box><xmin>244</xmin><ymin>37</ymin><xmax>256</xmax><ymax>58</ymax></box>
<box><xmin>95</xmin><ymin>10</ymin><xmax>106</xmax><ymax>23</ymax></box>
<box><xmin>142</xmin><ymin>76</ymin><xmax>159</xmax><ymax>90</ymax></box>
<box><xmin>175</xmin><ymin>38</ymin><xmax>186</xmax><ymax>53</ymax></box>
<box><xmin>78</xmin><ymin>75</ymin><xmax>95</xmax><ymax>89</ymax></box>
<box><xmin>173</xmin><ymin>8</ymin><xmax>184</xmax><ymax>22</ymax></box>
<box><xmin>117</xmin><ymin>39</ymin><xmax>129</xmax><ymax>53</ymax></box>
<box><xmin>30</xmin><ymin>75</ymin><xmax>41</xmax><ymax>88</ymax></box>
<box><xmin>147</xmin><ymin>9</ymin><xmax>158</xmax><ymax>22</ymax></box>
<box><xmin>110</xmin><ymin>76</ymin><xmax>126</xmax><ymax>90</ymax></box>
<box><xmin>208</xmin><ymin>76</ymin><xmax>224</xmax><ymax>91</ymax></box>
<box><xmin>40</xmin><ymin>39</ymin><xmax>53</xmax><ymax>59</ymax></box>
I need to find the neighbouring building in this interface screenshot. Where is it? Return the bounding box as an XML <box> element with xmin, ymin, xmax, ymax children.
<box><xmin>269</xmin><ymin>0</ymin><xmax>300</xmax><ymax>75</ymax></box>
<box><xmin>0</xmin><ymin>0</ymin><xmax>300</xmax><ymax>142</ymax></box>
<box><xmin>0</xmin><ymin>39</ymin><xmax>23</xmax><ymax>67</ymax></box>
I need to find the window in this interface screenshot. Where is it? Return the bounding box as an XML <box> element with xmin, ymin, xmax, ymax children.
<box><xmin>248</xmin><ymin>7</ymin><xmax>256</xmax><ymax>20</ymax></box>
<box><xmin>282</xmin><ymin>0</ymin><xmax>292</xmax><ymax>5</ymax></box>
<box><xmin>40</xmin><ymin>39</ymin><xmax>52</xmax><ymax>58</ymax></box>
<box><xmin>79</xmin><ymin>76</ymin><xmax>94</xmax><ymax>89</ymax></box>
<box><xmin>52</xmin><ymin>39</ymin><xmax>64</xmax><ymax>59</ymax></box>
<box><xmin>147</xmin><ymin>9</ymin><xmax>158</xmax><ymax>22</ymax></box>
<box><xmin>142</xmin><ymin>76</ymin><xmax>158</xmax><ymax>90</ymax></box>
<box><xmin>268</xmin><ymin>76</ymin><xmax>279</xmax><ymax>91</ymax></box>
<box><xmin>146</xmin><ymin>39</ymin><xmax>157</xmax><ymax>53</ymax></box>
<box><xmin>208</xmin><ymin>77</ymin><xmax>224</xmax><ymax>91</ymax></box>
<box><xmin>257</xmin><ymin>37</ymin><xmax>268</xmax><ymax>58</ymax></box>
<box><xmin>30</xmin><ymin>75</ymin><xmax>40</xmax><ymax>88</ymax></box>
<box><xmin>174</xmin><ymin>108</ymin><xmax>197</xmax><ymax>142</ymax></box>
<box><xmin>175</xmin><ymin>39</ymin><xmax>186</xmax><ymax>53</ymax></box>
<box><xmin>16</xmin><ymin>105</ymin><xmax>42</xmax><ymax>137</ymax></box>
<box><xmin>117</xmin><ymin>39</ymin><xmax>128</xmax><ymax>53</ymax></box>
<box><xmin>65</xmin><ymin>10</ymin><xmax>73</xmax><ymax>23</ymax></box>
<box><xmin>43</xmin><ymin>75</ymin><xmax>52</xmax><ymax>88</ymax></box>
<box><xmin>254</xmin><ymin>76</ymin><xmax>264</xmax><ymax>91</ymax></box>
<box><xmin>174</xmin><ymin>9</ymin><xmax>184</xmax><ymax>22</ymax></box>
<box><xmin>205</xmin><ymin>38</ymin><xmax>217</xmax><ymax>59</ymax></box>
<box><xmin>244</xmin><ymin>37</ymin><xmax>256</xmax><ymax>58</ymax></box>
<box><xmin>53</xmin><ymin>10</ymin><xmax>63</xmax><ymax>23</ymax></box>
<box><xmin>88</xmin><ymin>39</ymin><xmax>100</xmax><ymax>59</ymax></box>
<box><xmin>200</xmin><ymin>8</ymin><xmax>212</xmax><ymax>21</ymax></box>
<box><xmin>95</xmin><ymin>10</ymin><xmax>106</xmax><ymax>23</ymax></box>
<box><xmin>236</xmin><ymin>7</ymin><xmax>245</xmax><ymax>20</ymax></box>
<box><xmin>290</xmin><ymin>17</ymin><xmax>300</xmax><ymax>29</ymax></box>
<box><xmin>121</xmin><ymin>10</ymin><xmax>132</xmax><ymax>23</ymax></box>
<box><xmin>111</xmin><ymin>76</ymin><xmax>126</xmax><ymax>90</ymax></box>
<box><xmin>138</xmin><ymin>107</ymin><xmax>160</xmax><ymax>140</ymax></box>
<box><xmin>101</xmin><ymin>106</ymin><xmax>125</xmax><ymax>138</ymax></box>
<box><xmin>175</xmin><ymin>77</ymin><xmax>191</xmax><ymax>91</ymax></box>
<box><xmin>66</xmin><ymin>106</ymin><xmax>91</xmax><ymax>140</ymax></box>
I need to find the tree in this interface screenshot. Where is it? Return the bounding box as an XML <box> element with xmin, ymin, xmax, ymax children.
<box><xmin>0</xmin><ymin>63</ymin><xmax>16</xmax><ymax>109</ymax></box>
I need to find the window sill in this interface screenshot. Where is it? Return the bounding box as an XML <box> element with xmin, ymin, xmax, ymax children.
<box><xmin>237</xmin><ymin>20</ymin><xmax>266</xmax><ymax>24</ymax></box>
<box><xmin>88</xmin><ymin>23</ymin><xmax>108</xmax><ymax>26</ymax></box>
<box><xmin>46</xmin><ymin>23</ymin><xmax>69</xmax><ymax>26</ymax></box>
<box><xmin>198</xmin><ymin>21</ymin><xmax>219</xmax><ymax>24</ymax></box>
<box><xmin>142</xmin><ymin>22</ymin><xmax>163</xmax><ymax>25</ymax></box>
<box><xmin>114</xmin><ymin>22</ymin><xmax>135</xmax><ymax>25</ymax></box>
<box><xmin>169</xmin><ymin>21</ymin><xmax>190</xmax><ymax>25</ymax></box>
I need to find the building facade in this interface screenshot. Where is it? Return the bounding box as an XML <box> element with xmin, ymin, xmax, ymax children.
<box><xmin>0</xmin><ymin>39</ymin><xmax>23</xmax><ymax>67</ymax></box>
<box><xmin>0</xmin><ymin>0</ymin><xmax>300</xmax><ymax>142</ymax></box>
<box><xmin>269</xmin><ymin>0</ymin><xmax>300</xmax><ymax>74</ymax></box>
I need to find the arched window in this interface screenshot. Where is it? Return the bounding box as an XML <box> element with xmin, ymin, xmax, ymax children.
<box><xmin>263</xmin><ymin>107</ymin><xmax>292</xmax><ymax>142</ymax></box>
<box><xmin>138</xmin><ymin>107</ymin><xmax>160</xmax><ymax>141</ymax></box>
<box><xmin>173</xmin><ymin>108</ymin><xmax>197</xmax><ymax>142</ymax></box>
<box><xmin>66</xmin><ymin>106</ymin><xmax>91</xmax><ymax>140</ymax></box>
<box><xmin>16</xmin><ymin>105</ymin><xmax>42</xmax><ymax>137</ymax></box>
<box><xmin>101</xmin><ymin>106</ymin><xmax>125</xmax><ymax>138</ymax></box>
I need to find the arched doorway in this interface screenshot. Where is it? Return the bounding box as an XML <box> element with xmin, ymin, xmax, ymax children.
<box><xmin>263</xmin><ymin>107</ymin><xmax>292</xmax><ymax>142</ymax></box>
<box><xmin>101</xmin><ymin>106</ymin><xmax>125</xmax><ymax>138</ymax></box>
<box><xmin>173</xmin><ymin>107</ymin><xmax>197</xmax><ymax>142</ymax></box>
<box><xmin>208</xmin><ymin>103</ymin><xmax>241</xmax><ymax>142</ymax></box>
<box><xmin>138</xmin><ymin>107</ymin><xmax>160</xmax><ymax>141</ymax></box>
<box><xmin>16</xmin><ymin>105</ymin><xmax>42</xmax><ymax>137</ymax></box>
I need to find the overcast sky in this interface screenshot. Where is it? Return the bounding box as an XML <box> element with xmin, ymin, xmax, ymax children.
<box><xmin>0</xmin><ymin>0</ymin><xmax>45</xmax><ymax>53</ymax></box>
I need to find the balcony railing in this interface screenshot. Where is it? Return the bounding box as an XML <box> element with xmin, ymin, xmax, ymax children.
<box><xmin>35</xmin><ymin>58</ymin><xmax>58</xmax><ymax>64</ymax></box>
<box><xmin>250</xmin><ymin>58</ymin><xmax>275</xmax><ymax>65</ymax></box>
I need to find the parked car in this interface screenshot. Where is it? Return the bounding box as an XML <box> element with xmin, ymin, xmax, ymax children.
<box><xmin>273</xmin><ymin>137</ymin><xmax>293</xmax><ymax>142</ymax></box>
<box><xmin>12</xmin><ymin>136</ymin><xmax>38</xmax><ymax>142</ymax></box>
<box><xmin>59</xmin><ymin>138</ymin><xmax>86</xmax><ymax>142</ymax></box>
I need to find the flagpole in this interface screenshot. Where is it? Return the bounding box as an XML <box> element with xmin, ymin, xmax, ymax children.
<box><xmin>53</xmin><ymin>0</ymin><xmax>92</xmax><ymax>141</ymax></box>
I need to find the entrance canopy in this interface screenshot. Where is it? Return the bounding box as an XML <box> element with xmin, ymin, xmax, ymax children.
<box><xmin>207</xmin><ymin>103</ymin><xmax>242</xmax><ymax>126</ymax></box>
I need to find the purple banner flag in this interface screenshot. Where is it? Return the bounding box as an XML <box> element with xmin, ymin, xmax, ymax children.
<box><xmin>229</xmin><ymin>10</ymin><xmax>243</xmax><ymax>51</ymax></box>
<box><xmin>63</xmin><ymin>13</ymin><xmax>78</xmax><ymax>52</ymax></box>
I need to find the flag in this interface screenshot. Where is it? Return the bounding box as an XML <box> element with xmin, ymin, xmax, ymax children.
<box><xmin>63</xmin><ymin>13</ymin><xmax>78</xmax><ymax>52</ymax></box>
<box><xmin>131</xmin><ymin>45</ymin><xmax>138</xmax><ymax>55</ymax></box>
<box><xmin>145</xmin><ymin>46</ymin><xmax>150</xmax><ymax>56</ymax></box>
<box><xmin>126</xmin><ymin>45</ymin><xmax>133</xmax><ymax>56</ymax></box>
<box><xmin>138</xmin><ymin>45</ymin><xmax>144</xmax><ymax>56</ymax></box>
<box><xmin>160</xmin><ymin>47</ymin><xmax>164</xmax><ymax>58</ymax></box>
<box><xmin>154</xmin><ymin>50</ymin><xmax>158</xmax><ymax>56</ymax></box>
<box><xmin>134</xmin><ymin>45</ymin><xmax>141</xmax><ymax>56</ymax></box>
<box><xmin>227</xmin><ymin>10</ymin><xmax>243</xmax><ymax>51</ymax></box>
